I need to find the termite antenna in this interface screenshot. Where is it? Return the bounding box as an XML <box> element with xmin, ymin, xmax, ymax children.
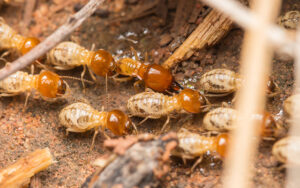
<box><xmin>60</xmin><ymin>76</ymin><xmax>94</xmax><ymax>84</ymax></box>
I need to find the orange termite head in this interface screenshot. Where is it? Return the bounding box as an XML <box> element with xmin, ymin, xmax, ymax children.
<box><xmin>20</xmin><ymin>37</ymin><xmax>40</xmax><ymax>55</ymax></box>
<box><xmin>216</xmin><ymin>133</ymin><xmax>229</xmax><ymax>158</ymax></box>
<box><xmin>143</xmin><ymin>64</ymin><xmax>173</xmax><ymax>92</ymax></box>
<box><xmin>90</xmin><ymin>49</ymin><xmax>116</xmax><ymax>77</ymax></box>
<box><xmin>37</xmin><ymin>71</ymin><xmax>67</xmax><ymax>98</ymax></box>
<box><xmin>178</xmin><ymin>89</ymin><xmax>207</xmax><ymax>113</ymax></box>
<box><xmin>260</xmin><ymin>112</ymin><xmax>284</xmax><ymax>138</ymax></box>
<box><xmin>106</xmin><ymin>110</ymin><xmax>133</xmax><ymax>136</ymax></box>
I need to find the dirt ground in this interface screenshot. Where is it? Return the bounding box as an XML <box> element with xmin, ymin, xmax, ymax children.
<box><xmin>0</xmin><ymin>0</ymin><xmax>299</xmax><ymax>187</ymax></box>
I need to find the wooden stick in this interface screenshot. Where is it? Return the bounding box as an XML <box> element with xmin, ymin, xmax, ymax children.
<box><xmin>222</xmin><ymin>0</ymin><xmax>281</xmax><ymax>188</ymax></box>
<box><xmin>162</xmin><ymin>9</ymin><xmax>233</xmax><ymax>69</ymax></box>
<box><xmin>0</xmin><ymin>148</ymin><xmax>53</xmax><ymax>188</ymax></box>
<box><xmin>286</xmin><ymin>26</ymin><xmax>300</xmax><ymax>188</ymax></box>
<box><xmin>200</xmin><ymin>0</ymin><xmax>294</xmax><ymax>58</ymax></box>
<box><xmin>0</xmin><ymin>0</ymin><xmax>105</xmax><ymax>81</ymax></box>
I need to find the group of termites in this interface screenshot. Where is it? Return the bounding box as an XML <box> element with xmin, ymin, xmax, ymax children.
<box><xmin>0</xmin><ymin>10</ymin><xmax>300</xmax><ymax>172</ymax></box>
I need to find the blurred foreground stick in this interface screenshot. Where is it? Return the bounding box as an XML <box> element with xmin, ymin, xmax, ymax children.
<box><xmin>82</xmin><ymin>133</ymin><xmax>178</xmax><ymax>188</ymax></box>
<box><xmin>162</xmin><ymin>0</ymin><xmax>248</xmax><ymax>69</ymax></box>
<box><xmin>0</xmin><ymin>148</ymin><xmax>53</xmax><ymax>188</ymax></box>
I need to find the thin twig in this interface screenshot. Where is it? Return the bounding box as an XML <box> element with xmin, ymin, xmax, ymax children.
<box><xmin>23</xmin><ymin>0</ymin><xmax>36</xmax><ymax>30</ymax></box>
<box><xmin>222</xmin><ymin>0</ymin><xmax>281</xmax><ymax>188</ymax></box>
<box><xmin>286</xmin><ymin>26</ymin><xmax>300</xmax><ymax>188</ymax></box>
<box><xmin>0</xmin><ymin>0</ymin><xmax>105</xmax><ymax>81</ymax></box>
<box><xmin>200</xmin><ymin>0</ymin><xmax>295</xmax><ymax>58</ymax></box>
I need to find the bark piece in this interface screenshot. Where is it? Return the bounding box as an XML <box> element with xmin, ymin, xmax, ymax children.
<box><xmin>82</xmin><ymin>133</ymin><xmax>178</xmax><ymax>188</ymax></box>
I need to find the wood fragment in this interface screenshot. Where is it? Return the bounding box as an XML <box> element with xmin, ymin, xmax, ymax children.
<box><xmin>0</xmin><ymin>0</ymin><xmax>105</xmax><ymax>81</ymax></box>
<box><xmin>0</xmin><ymin>148</ymin><xmax>53</xmax><ymax>188</ymax></box>
<box><xmin>162</xmin><ymin>9</ymin><xmax>233</xmax><ymax>69</ymax></box>
<box><xmin>22</xmin><ymin>0</ymin><xmax>36</xmax><ymax>31</ymax></box>
<box><xmin>82</xmin><ymin>133</ymin><xmax>177</xmax><ymax>188</ymax></box>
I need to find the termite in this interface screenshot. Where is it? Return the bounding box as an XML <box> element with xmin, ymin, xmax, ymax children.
<box><xmin>172</xmin><ymin>128</ymin><xmax>229</xmax><ymax>171</ymax></box>
<box><xmin>47</xmin><ymin>41</ymin><xmax>116</xmax><ymax>88</ymax></box>
<box><xmin>59</xmin><ymin>102</ymin><xmax>137</xmax><ymax>148</ymax></box>
<box><xmin>127</xmin><ymin>88</ymin><xmax>209</xmax><ymax>131</ymax></box>
<box><xmin>203</xmin><ymin>107</ymin><xmax>284</xmax><ymax>139</ymax></box>
<box><xmin>115</xmin><ymin>48</ymin><xmax>182</xmax><ymax>93</ymax></box>
<box><xmin>283</xmin><ymin>94</ymin><xmax>300</xmax><ymax>117</ymax></box>
<box><xmin>0</xmin><ymin>17</ymin><xmax>40</xmax><ymax>56</ymax></box>
<box><xmin>0</xmin><ymin>70</ymin><xmax>69</xmax><ymax>107</ymax></box>
<box><xmin>272</xmin><ymin>136</ymin><xmax>300</xmax><ymax>165</ymax></box>
<box><xmin>198</xmin><ymin>69</ymin><xmax>280</xmax><ymax>97</ymax></box>
<box><xmin>277</xmin><ymin>10</ymin><xmax>300</xmax><ymax>30</ymax></box>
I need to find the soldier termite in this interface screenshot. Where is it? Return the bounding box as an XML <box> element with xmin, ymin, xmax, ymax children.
<box><xmin>283</xmin><ymin>94</ymin><xmax>300</xmax><ymax>117</ymax></box>
<box><xmin>198</xmin><ymin>69</ymin><xmax>280</xmax><ymax>98</ymax></box>
<box><xmin>47</xmin><ymin>41</ymin><xmax>116</xmax><ymax>89</ymax></box>
<box><xmin>277</xmin><ymin>10</ymin><xmax>300</xmax><ymax>30</ymax></box>
<box><xmin>272</xmin><ymin>136</ymin><xmax>300</xmax><ymax>165</ymax></box>
<box><xmin>127</xmin><ymin>88</ymin><xmax>209</xmax><ymax>131</ymax></box>
<box><xmin>171</xmin><ymin>128</ymin><xmax>229</xmax><ymax>171</ymax></box>
<box><xmin>59</xmin><ymin>102</ymin><xmax>137</xmax><ymax>149</ymax></box>
<box><xmin>0</xmin><ymin>70</ymin><xmax>69</xmax><ymax>108</ymax></box>
<box><xmin>115</xmin><ymin>48</ymin><xmax>182</xmax><ymax>93</ymax></box>
<box><xmin>0</xmin><ymin>17</ymin><xmax>40</xmax><ymax>58</ymax></box>
<box><xmin>203</xmin><ymin>107</ymin><xmax>284</xmax><ymax>139</ymax></box>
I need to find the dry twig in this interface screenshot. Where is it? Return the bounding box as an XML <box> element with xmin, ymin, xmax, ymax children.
<box><xmin>162</xmin><ymin>9</ymin><xmax>233</xmax><ymax>69</ymax></box>
<box><xmin>0</xmin><ymin>148</ymin><xmax>53</xmax><ymax>188</ymax></box>
<box><xmin>0</xmin><ymin>0</ymin><xmax>105</xmax><ymax>81</ymax></box>
<box><xmin>200</xmin><ymin>0</ymin><xmax>295</xmax><ymax>58</ymax></box>
<box><xmin>222</xmin><ymin>1</ymin><xmax>281</xmax><ymax>188</ymax></box>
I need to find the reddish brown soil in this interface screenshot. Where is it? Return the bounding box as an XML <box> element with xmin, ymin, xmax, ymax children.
<box><xmin>0</xmin><ymin>0</ymin><xmax>298</xmax><ymax>187</ymax></box>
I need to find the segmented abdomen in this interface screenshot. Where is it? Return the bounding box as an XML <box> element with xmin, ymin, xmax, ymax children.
<box><xmin>47</xmin><ymin>42</ymin><xmax>91</xmax><ymax>69</ymax></box>
<box><xmin>203</xmin><ymin>107</ymin><xmax>237</xmax><ymax>131</ymax></box>
<box><xmin>177</xmin><ymin>129</ymin><xmax>216</xmax><ymax>157</ymax></box>
<box><xmin>0</xmin><ymin>18</ymin><xmax>21</xmax><ymax>49</ymax></box>
<box><xmin>127</xmin><ymin>92</ymin><xmax>178</xmax><ymax>118</ymax></box>
<box><xmin>0</xmin><ymin>71</ymin><xmax>33</xmax><ymax>93</ymax></box>
<box><xmin>199</xmin><ymin>69</ymin><xmax>241</xmax><ymax>93</ymax></box>
<box><xmin>59</xmin><ymin>102</ymin><xmax>103</xmax><ymax>132</ymax></box>
<box><xmin>272</xmin><ymin>137</ymin><xmax>300</xmax><ymax>165</ymax></box>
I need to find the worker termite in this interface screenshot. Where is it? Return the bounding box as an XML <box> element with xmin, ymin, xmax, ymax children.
<box><xmin>272</xmin><ymin>136</ymin><xmax>300</xmax><ymax>165</ymax></box>
<box><xmin>283</xmin><ymin>94</ymin><xmax>300</xmax><ymax>117</ymax></box>
<box><xmin>115</xmin><ymin>48</ymin><xmax>182</xmax><ymax>93</ymax></box>
<box><xmin>127</xmin><ymin>88</ymin><xmax>209</xmax><ymax>131</ymax></box>
<box><xmin>171</xmin><ymin>128</ymin><xmax>229</xmax><ymax>171</ymax></box>
<box><xmin>203</xmin><ymin>107</ymin><xmax>284</xmax><ymax>139</ymax></box>
<box><xmin>277</xmin><ymin>10</ymin><xmax>300</xmax><ymax>30</ymax></box>
<box><xmin>59</xmin><ymin>102</ymin><xmax>137</xmax><ymax>148</ymax></box>
<box><xmin>0</xmin><ymin>70</ymin><xmax>69</xmax><ymax>107</ymax></box>
<box><xmin>47</xmin><ymin>41</ymin><xmax>116</xmax><ymax>88</ymax></box>
<box><xmin>0</xmin><ymin>17</ymin><xmax>40</xmax><ymax>57</ymax></box>
<box><xmin>198</xmin><ymin>69</ymin><xmax>280</xmax><ymax>97</ymax></box>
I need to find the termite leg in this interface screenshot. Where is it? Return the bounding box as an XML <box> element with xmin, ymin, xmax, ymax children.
<box><xmin>0</xmin><ymin>93</ymin><xmax>19</xmax><ymax>97</ymax></box>
<box><xmin>132</xmin><ymin>121</ymin><xmax>138</xmax><ymax>135</ymax></box>
<box><xmin>130</xmin><ymin>46</ymin><xmax>139</xmax><ymax>61</ymax></box>
<box><xmin>133</xmin><ymin>80</ymin><xmax>144</xmax><ymax>93</ymax></box>
<box><xmin>90</xmin><ymin>129</ymin><xmax>99</xmax><ymax>151</ymax></box>
<box><xmin>0</xmin><ymin>51</ymin><xmax>10</xmax><ymax>63</ymax></box>
<box><xmin>81</xmin><ymin>65</ymin><xmax>87</xmax><ymax>91</ymax></box>
<box><xmin>190</xmin><ymin>155</ymin><xmax>203</xmax><ymax>172</ymax></box>
<box><xmin>138</xmin><ymin>117</ymin><xmax>149</xmax><ymax>125</ymax></box>
<box><xmin>112</xmin><ymin>74</ymin><xmax>133</xmax><ymax>82</ymax></box>
<box><xmin>161</xmin><ymin>115</ymin><xmax>170</xmax><ymax>133</ymax></box>
<box><xmin>87</xmin><ymin>66</ymin><xmax>98</xmax><ymax>83</ymax></box>
<box><xmin>23</xmin><ymin>92</ymin><xmax>31</xmax><ymax>112</ymax></box>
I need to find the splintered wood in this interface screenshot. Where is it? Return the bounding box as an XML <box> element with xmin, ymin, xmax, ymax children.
<box><xmin>82</xmin><ymin>133</ymin><xmax>178</xmax><ymax>188</ymax></box>
<box><xmin>162</xmin><ymin>9</ymin><xmax>233</xmax><ymax>69</ymax></box>
<box><xmin>0</xmin><ymin>148</ymin><xmax>53</xmax><ymax>188</ymax></box>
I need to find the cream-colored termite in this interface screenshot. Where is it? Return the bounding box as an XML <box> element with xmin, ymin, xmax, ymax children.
<box><xmin>198</xmin><ymin>69</ymin><xmax>280</xmax><ymax>97</ymax></box>
<box><xmin>59</xmin><ymin>102</ymin><xmax>136</xmax><ymax>148</ymax></box>
<box><xmin>171</xmin><ymin>128</ymin><xmax>229</xmax><ymax>171</ymax></box>
<box><xmin>127</xmin><ymin>88</ymin><xmax>209</xmax><ymax>131</ymax></box>
<box><xmin>272</xmin><ymin>136</ymin><xmax>300</xmax><ymax>165</ymax></box>
<box><xmin>202</xmin><ymin>107</ymin><xmax>284</xmax><ymax>139</ymax></box>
